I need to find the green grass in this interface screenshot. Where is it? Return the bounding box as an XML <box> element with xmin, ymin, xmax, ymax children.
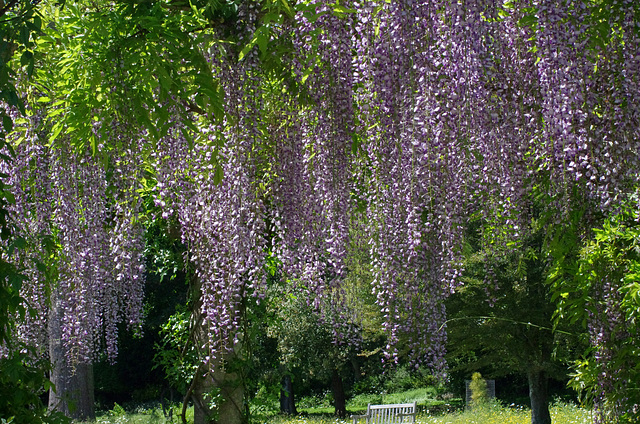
<box><xmin>84</xmin><ymin>397</ymin><xmax>591</xmax><ymax>424</ymax></box>
<box><xmin>81</xmin><ymin>402</ymin><xmax>193</xmax><ymax>424</ymax></box>
<box><xmin>348</xmin><ymin>388</ymin><xmax>440</xmax><ymax>409</ymax></box>
<box><xmin>296</xmin><ymin>387</ymin><xmax>450</xmax><ymax>416</ymax></box>
<box><xmin>264</xmin><ymin>402</ymin><xmax>592</xmax><ymax>424</ymax></box>
<box><xmin>418</xmin><ymin>401</ymin><xmax>592</xmax><ymax>424</ymax></box>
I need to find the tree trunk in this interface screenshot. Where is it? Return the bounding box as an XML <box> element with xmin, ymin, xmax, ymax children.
<box><xmin>192</xmin><ymin>359</ymin><xmax>245</xmax><ymax>424</ymax></box>
<box><xmin>192</xmin><ymin>367</ymin><xmax>214</xmax><ymax>424</ymax></box>
<box><xmin>528</xmin><ymin>368</ymin><xmax>551</xmax><ymax>424</ymax></box>
<box><xmin>280</xmin><ymin>374</ymin><xmax>297</xmax><ymax>415</ymax></box>
<box><xmin>48</xmin><ymin>296</ymin><xmax>95</xmax><ymax>421</ymax></box>
<box><xmin>190</xmin><ymin>273</ymin><xmax>246</xmax><ymax>424</ymax></box>
<box><xmin>351</xmin><ymin>357</ymin><xmax>361</xmax><ymax>382</ymax></box>
<box><xmin>48</xmin><ymin>361</ymin><xmax>95</xmax><ymax>421</ymax></box>
<box><xmin>331</xmin><ymin>368</ymin><xmax>346</xmax><ymax>418</ymax></box>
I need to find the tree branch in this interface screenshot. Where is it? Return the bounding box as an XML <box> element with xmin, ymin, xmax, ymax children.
<box><xmin>182</xmin><ymin>367</ymin><xmax>201</xmax><ymax>424</ymax></box>
<box><xmin>0</xmin><ymin>0</ymin><xmax>20</xmax><ymax>19</ymax></box>
<box><xmin>441</xmin><ymin>316</ymin><xmax>574</xmax><ymax>335</ymax></box>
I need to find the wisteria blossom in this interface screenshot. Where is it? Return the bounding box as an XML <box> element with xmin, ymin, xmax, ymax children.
<box><xmin>4</xmin><ymin>0</ymin><xmax>640</xmax><ymax>421</ymax></box>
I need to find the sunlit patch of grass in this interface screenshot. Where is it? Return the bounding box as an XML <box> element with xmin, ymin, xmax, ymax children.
<box><xmin>297</xmin><ymin>387</ymin><xmax>453</xmax><ymax>416</ymax></box>
<box><xmin>549</xmin><ymin>400</ymin><xmax>593</xmax><ymax>424</ymax></box>
<box><xmin>267</xmin><ymin>401</ymin><xmax>592</xmax><ymax>424</ymax></box>
<box><xmin>78</xmin><ymin>402</ymin><xmax>191</xmax><ymax>424</ymax></box>
<box><xmin>79</xmin><ymin>398</ymin><xmax>592</xmax><ymax>424</ymax></box>
<box><xmin>265</xmin><ymin>415</ymin><xmax>351</xmax><ymax>424</ymax></box>
<box><xmin>417</xmin><ymin>400</ymin><xmax>592</xmax><ymax>424</ymax></box>
<box><xmin>418</xmin><ymin>402</ymin><xmax>529</xmax><ymax>424</ymax></box>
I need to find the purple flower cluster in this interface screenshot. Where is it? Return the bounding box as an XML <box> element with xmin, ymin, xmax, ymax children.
<box><xmin>4</xmin><ymin>1</ymin><xmax>640</xmax><ymax>414</ymax></box>
<box><xmin>275</xmin><ymin>0</ymin><xmax>354</xmax><ymax>298</ymax></box>
<box><xmin>283</xmin><ymin>0</ymin><xmax>640</xmax><ymax>380</ymax></box>
<box><xmin>2</xmin><ymin>108</ymin><xmax>51</xmax><ymax>354</ymax></box>
<box><xmin>5</xmin><ymin>109</ymin><xmax>145</xmax><ymax>363</ymax></box>
<box><xmin>152</xmin><ymin>2</ymin><xmax>270</xmax><ymax>362</ymax></box>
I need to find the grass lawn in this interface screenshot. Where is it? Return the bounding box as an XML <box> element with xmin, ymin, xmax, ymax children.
<box><xmin>265</xmin><ymin>403</ymin><xmax>591</xmax><ymax>424</ymax></box>
<box><xmin>89</xmin><ymin>400</ymin><xmax>592</xmax><ymax>424</ymax></box>
<box><xmin>295</xmin><ymin>387</ymin><xmax>452</xmax><ymax>416</ymax></box>
<box><xmin>416</xmin><ymin>401</ymin><xmax>592</xmax><ymax>424</ymax></box>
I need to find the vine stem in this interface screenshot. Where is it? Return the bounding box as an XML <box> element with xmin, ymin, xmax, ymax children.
<box><xmin>439</xmin><ymin>316</ymin><xmax>574</xmax><ymax>336</ymax></box>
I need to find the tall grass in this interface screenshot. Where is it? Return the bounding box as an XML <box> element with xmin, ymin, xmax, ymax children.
<box><xmin>82</xmin><ymin>402</ymin><xmax>192</xmax><ymax>424</ymax></box>
<box><xmin>264</xmin><ymin>402</ymin><xmax>592</xmax><ymax>424</ymax></box>
<box><xmin>418</xmin><ymin>401</ymin><xmax>592</xmax><ymax>424</ymax></box>
<box><xmin>84</xmin><ymin>398</ymin><xmax>592</xmax><ymax>424</ymax></box>
<box><xmin>298</xmin><ymin>387</ymin><xmax>447</xmax><ymax>415</ymax></box>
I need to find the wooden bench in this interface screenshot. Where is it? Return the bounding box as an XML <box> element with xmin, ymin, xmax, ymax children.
<box><xmin>351</xmin><ymin>402</ymin><xmax>417</xmax><ymax>424</ymax></box>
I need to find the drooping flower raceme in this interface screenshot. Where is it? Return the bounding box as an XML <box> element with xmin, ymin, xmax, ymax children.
<box><xmin>4</xmin><ymin>109</ymin><xmax>146</xmax><ymax>363</ymax></box>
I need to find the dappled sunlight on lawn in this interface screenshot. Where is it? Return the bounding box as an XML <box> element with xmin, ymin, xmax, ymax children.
<box><xmin>268</xmin><ymin>402</ymin><xmax>592</xmax><ymax>424</ymax></box>
<box><xmin>83</xmin><ymin>400</ymin><xmax>592</xmax><ymax>424</ymax></box>
<box><xmin>417</xmin><ymin>402</ymin><xmax>592</xmax><ymax>424</ymax></box>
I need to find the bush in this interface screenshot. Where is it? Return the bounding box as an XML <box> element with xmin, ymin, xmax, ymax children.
<box><xmin>0</xmin><ymin>347</ymin><xmax>70</xmax><ymax>424</ymax></box>
<box><xmin>349</xmin><ymin>393</ymin><xmax>384</xmax><ymax>409</ymax></box>
<box><xmin>384</xmin><ymin>388</ymin><xmax>438</xmax><ymax>406</ymax></box>
<box><xmin>469</xmin><ymin>372</ymin><xmax>489</xmax><ymax>406</ymax></box>
<box><xmin>352</xmin><ymin>374</ymin><xmax>384</xmax><ymax>396</ymax></box>
<box><xmin>383</xmin><ymin>365</ymin><xmax>435</xmax><ymax>393</ymax></box>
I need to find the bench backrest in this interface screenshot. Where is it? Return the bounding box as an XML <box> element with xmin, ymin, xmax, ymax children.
<box><xmin>365</xmin><ymin>402</ymin><xmax>416</xmax><ymax>424</ymax></box>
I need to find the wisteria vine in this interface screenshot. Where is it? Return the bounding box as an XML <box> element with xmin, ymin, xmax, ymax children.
<box><xmin>3</xmin><ymin>107</ymin><xmax>146</xmax><ymax>363</ymax></box>
<box><xmin>5</xmin><ymin>1</ymin><xmax>640</xmax><ymax>421</ymax></box>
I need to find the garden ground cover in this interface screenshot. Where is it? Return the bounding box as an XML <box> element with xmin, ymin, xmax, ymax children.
<box><xmin>86</xmin><ymin>400</ymin><xmax>591</xmax><ymax>424</ymax></box>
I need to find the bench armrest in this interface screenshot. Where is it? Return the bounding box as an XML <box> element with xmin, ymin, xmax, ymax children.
<box><xmin>351</xmin><ymin>414</ymin><xmax>368</xmax><ymax>424</ymax></box>
<box><xmin>396</xmin><ymin>413</ymin><xmax>416</xmax><ymax>421</ymax></box>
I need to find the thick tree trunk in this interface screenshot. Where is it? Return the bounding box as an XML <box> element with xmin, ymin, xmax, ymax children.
<box><xmin>192</xmin><ymin>359</ymin><xmax>245</xmax><ymax>424</ymax></box>
<box><xmin>48</xmin><ymin>361</ymin><xmax>95</xmax><ymax>421</ymax></box>
<box><xmin>192</xmin><ymin>368</ymin><xmax>214</xmax><ymax>424</ymax></box>
<box><xmin>190</xmin><ymin>273</ymin><xmax>246</xmax><ymax>424</ymax></box>
<box><xmin>48</xmin><ymin>296</ymin><xmax>95</xmax><ymax>421</ymax></box>
<box><xmin>528</xmin><ymin>368</ymin><xmax>551</xmax><ymax>424</ymax></box>
<box><xmin>351</xmin><ymin>357</ymin><xmax>361</xmax><ymax>382</ymax></box>
<box><xmin>280</xmin><ymin>374</ymin><xmax>297</xmax><ymax>415</ymax></box>
<box><xmin>331</xmin><ymin>368</ymin><xmax>346</xmax><ymax>418</ymax></box>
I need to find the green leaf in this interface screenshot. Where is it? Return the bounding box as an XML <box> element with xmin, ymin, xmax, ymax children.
<box><xmin>48</xmin><ymin>108</ymin><xmax>64</xmax><ymax>117</ymax></box>
<box><xmin>20</xmin><ymin>26</ymin><xmax>30</xmax><ymax>45</ymax></box>
<box><xmin>239</xmin><ymin>37</ymin><xmax>258</xmax><ymax>61</ymax></box>
<box><xmin>518</xmin><ymin>15</ymin><xmax>538</xmax><ymax>28</ymax></box>
<box><xmin>351</xmin><ymin>132</ymin><xmax>360</xmax><ymax>155</ymax></box>
<box><xmin>6</xmin><ymin>90</ymin><xmax>19</xmax><ymax>108</ymax></box>
<box><xmin>27</xmin><ymin>59</ymin><xmax>34</xmax><ymax>76</ymax></box>
<box><xmin>33</xmin><ymin>16</ymin><xmax>42</xmax><ymax>32</ymax></box>
<box><xmin>333</xmin><ymin>5</ymin><xmax>356</xmax><ymax>14</ymax></box>
<box><xmin>20</xmin><ymin>50</ymin><xmax>33</xmax><ymax>67</ymax></box>
<box><xmin>2</xmin><ymin>114</ymin><xmax>12</xmax><ymax>133</ymax></box>
<box><xmin>213</xmin><ymin>162</ymin><xmax>223</xmax><ymax>185</ymax></box>
<box><xmin>90</xmin><ymin>133</ymin><xmax>98</xmax><ymax>156</ymax></box>
<box><xmin>3</xmin><ymin>190</ymin><xmax>15</xmax><ymax>205</ymax></box>
<box><xmin>49</xmin><ymin>121</ymin><xmax>64</xmax><ymax>143</ymax></box>
<box><xmin>257</xmin><ymin>29</ymin><xmax>269</xmax><ymax>55</ymax></box>
<box><xmin>8</xmin><ymin>271</ymin><xmax>25</xmax><ymax>292</ymax></box>
<box><xmin>279</xmin><ymin>0</ymin><xmax>294</xmax><ymax>18</ymax></box>
<box><xmin>179</xmin><ymin>126</ymin><xmax>194</xmax><ymax>149</ymax></box>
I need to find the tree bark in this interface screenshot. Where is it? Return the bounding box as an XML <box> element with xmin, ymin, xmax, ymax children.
<box><xmin>48</xmin><ymin>295</ymin><xmax>95</xmax><ymax>421</ymax></box>
<box><xmin>351</xmin><ymin>357</ymin><xmax>361</xmax><ymax>382</ymax></box>
<box><xmin>192</xmin><ymin>353</ymin><xmax>245</xmax><ymax>424</ymax></box>
<box><xmin>331</xmin><ymin>368</ymin><xmax>346</xmax><ymax>418</ymax></box>
<box><xmin>528</xmin><ymin>368</ymin><xmax>551</xmax><ymax>424</ymax></box>
<box><xmin>48</xmin><ymin>361</ymin><xmax>95</xmax><ymax>421</ymax></box>
<box><xmin>192</xmin><ymin>366</ymin><xmax>213</xmax><ymax>424</ymax></box>
<box><xmin>280</xmin><ymin>374</ymin><xmax>297</xmax><ymax>415</ymax></box>
<box><xmin>190</xmin><ymin>271</ymin><xmax>246</xmax><ymax>424</ymax></box>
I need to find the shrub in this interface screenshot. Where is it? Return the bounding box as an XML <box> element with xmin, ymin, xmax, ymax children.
<box><xmin>469</xmin><ymin>372</ymin><xmax>489</xmax><ymax>406</ymax></box>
